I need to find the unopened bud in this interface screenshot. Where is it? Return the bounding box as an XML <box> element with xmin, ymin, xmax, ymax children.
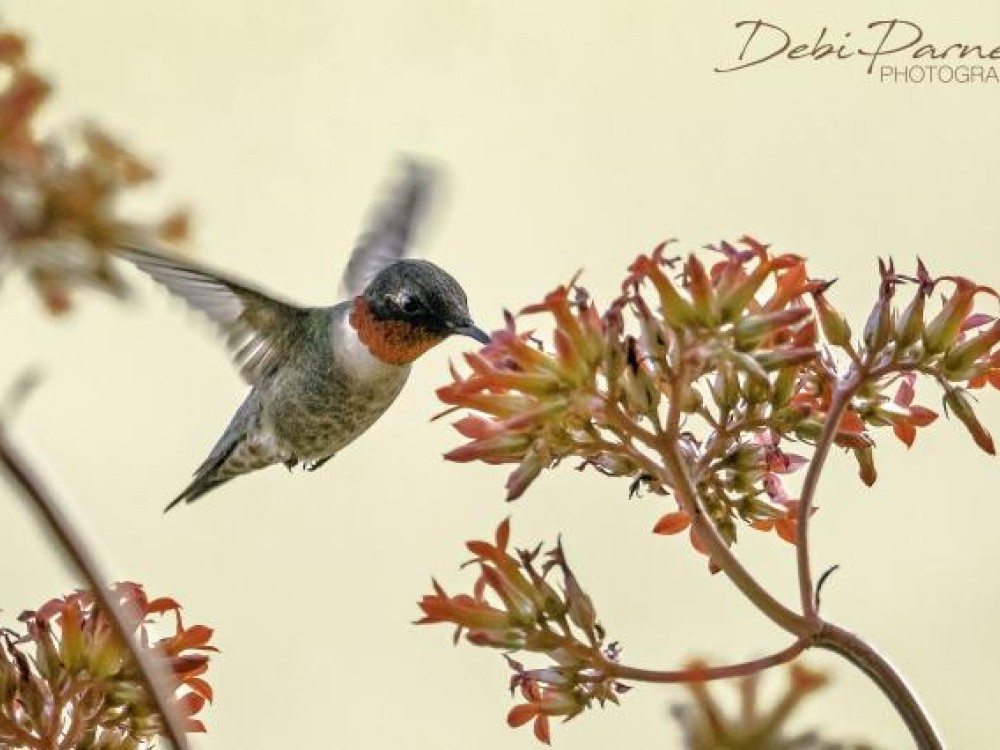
<box><xmin>709</xmin><ymin>363</ymin><xmax>740</xmax><ymax>411</ymax></box>
<box><xmin>755</xmin><ymin>347</ymin><xmax>818</xmax><ymax>372</ymax></box>
<box><xmin>942</xmin><ymin>320</ymin><xmax>1000</xmax><ymax>380</ymax></box>
<box><xmin>771</xmin><ymin>367</ymin><xmax>797</xmax><ymax>408</ymax></box>
<box><xmin>812</xmin><ymin>290</ymin><xmax>852</xmax><ymax>348</ymax></box>
<box><xmin>944</xmin><ymin>387</ymin><xmax>996</xmax><ymax>455</ymax></box>
<box><xmin>863</xmin><ymin>295</ymin><xmax>892</xmax><ymax>352</ymax></box>
<box><xmin>733</xmin><ymin>307</ymin><xmax>812</xmax><ymax>350</ymax></box>
<box><xmin>854</xmin><ymin>446</ymin><xmax>877</xmax><ymax>486</ymax></box>
<box><xmin>686</xmin><ymin>255</ymin><xmax>719</xmax><ymax>325</ymax></box>
<box><xmin>895</xmin><ymin>291</ymin><xmax>926</xmax><ymax>349</ymax></box>
<box><xmin>719</xmin><ymin>443</ymin><xmax>762</xmax><ymax>471</ymax></box>
<box><xmin>924</xmin><ymin>285</ymin><xmax>976</xmax><ymax>355</ymax></box>
<box><xmin>719</xmin><ymin>257</ymin><xmax>773</xmax><ymax>322</ymax></box>
<box><xmin>727</xmin><ymin>350</ymin><xmax>769</xmax><ymax>392</ymax></box>
<box><xmin>641</xmin><ymin>256</ymin><xmax>697</xmax><ymax>328</ymax></box>
<box><xmin>793</xmin><ymin>418</ymin><xmax>824</xmax><ymax>442</ymax></box>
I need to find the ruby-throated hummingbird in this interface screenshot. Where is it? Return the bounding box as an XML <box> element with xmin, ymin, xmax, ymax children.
<box><xmin>119</xmin><ymin>161</ymin><xmax>489</xmax><ymax>511</ymax></box>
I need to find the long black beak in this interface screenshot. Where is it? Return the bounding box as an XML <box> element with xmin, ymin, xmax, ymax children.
<box><xmin>453</xmin><ymin>323</ymin><xmax>491</xmax><ymax>344</ymax></box>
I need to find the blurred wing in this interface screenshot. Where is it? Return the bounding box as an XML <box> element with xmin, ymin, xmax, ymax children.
<box><xmin>340</xmin><ymin>160</ymin><xmax>436</xmax><ymax>297</ymax></box>
<box><xmin>118</xmin><ymin>244</ymin><xmax>305</xmax><ymax>384</ymax></box>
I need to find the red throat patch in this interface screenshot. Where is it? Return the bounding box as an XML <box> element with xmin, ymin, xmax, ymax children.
<box><xmin>349</xmin><ymin>296</ymin><xmax>446</xmax><ymax>365</ymax></box>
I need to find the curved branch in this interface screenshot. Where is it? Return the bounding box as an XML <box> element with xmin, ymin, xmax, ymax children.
<box><xmin>816</xmin><ymin>622</ymin><xmax>944</xmax><ymax>749</ymax></box>
<box><xmin>795</xmin><ymin>375</ymin><xmax>859</xmax><ymax>620</ymax></box>
<box><xmin>0</xmin><ymin>423</ymin><xmax>191</xmax><ymax>750</ymax></box>
<box><xmin>601</xmin><ymin>638</ymin><xmax>808</xmax><ymax>684</ymax></box>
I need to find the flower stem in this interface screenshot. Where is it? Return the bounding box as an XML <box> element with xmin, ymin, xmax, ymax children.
<box><xmin>659</xmin><ymin>365</ymin><xmax>943</xmax><ymax>746</ymax></box>
<box><xmin>0</xmin><ymin>423</ymin><xmax>191</xmax><ymax>750</ymax></box>
<box><xmin>659</xmin><ymin>370</ymin><xmax>809</xmax><ymax>638</ymax></box>
<box><xmin>816</xmin><ymin>622</ymin><xmax>944</xmax><ymax>749</ymax></box>
<box><xmin>601</xmin><ymin>638</ymin><xmax>807</xmax><ymax>684</ymax></box>
<box><xmin>795</xmin><ymin>375</ymin><xmax>859</xmax><ymax>620</ymax></box>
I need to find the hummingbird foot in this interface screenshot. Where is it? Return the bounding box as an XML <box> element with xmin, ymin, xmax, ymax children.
<box><xmin>284</xmin><ymin>456</ymin><xmax>297</xmax><ymax>472</ymax></box>
<box><xmin>304</xmin><ymin>455</ymin><xmax>334</xmax><ymax>472</ymax></box>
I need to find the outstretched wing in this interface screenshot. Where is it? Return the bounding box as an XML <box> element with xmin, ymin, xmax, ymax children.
<box><xmin>118</xmin><ymin>244</ymin><xmax>306</xmax><ymax>384</ymax></box>
<box><xmin>340</xmin><ymin>159</ymin><xmax>436</xmax><ymax>297</ymax></box>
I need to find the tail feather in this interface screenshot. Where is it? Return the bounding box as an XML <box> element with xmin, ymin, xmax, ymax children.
<box><xmin>165</xmin><ymin>441</ymin><xmax>240</xmax><ymax>512</ymax></box>
<box><xmin>165</xmin><ymin>475</ymin><xmax>233</xmax><ymax>512</ymax></box>
<box><xmin>165</xmin><ymin>398</ymin><xmax>252</xmax><ymax>512</ymax></box>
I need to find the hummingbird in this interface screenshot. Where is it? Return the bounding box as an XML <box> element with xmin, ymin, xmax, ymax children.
<box><xmin>119</xmin><ymin>161</ymin><xmax>489</xmax><ymax>511</ymax></box>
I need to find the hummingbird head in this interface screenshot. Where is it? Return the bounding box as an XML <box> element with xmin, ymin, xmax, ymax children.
<box><xmin>350</xmin><ymin>259</ymin><xmax>489</xmax><ymax>365</ymax></box>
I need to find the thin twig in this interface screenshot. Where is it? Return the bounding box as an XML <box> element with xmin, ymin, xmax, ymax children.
<box><xmin>601</xmin><ymin>638</ymin><xmax>808</xmax><ymax>684</ymax></box>
<box><xmin>814</xmin><ymin>564</ymin><xmax>840</xmax><ymax>613</ymax></box>
<box><xmin>0</xmin><ymin>422</ymin><xmax>190</xmax><ymax>750</ymax></box>
<box><xmin>795</xmin><ymin>375</ymin><xmax>860</xmax><ymax>620</ymax></box>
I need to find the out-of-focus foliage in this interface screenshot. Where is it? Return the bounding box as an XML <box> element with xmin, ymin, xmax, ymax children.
<box><xmin>0</xmin><ymin>582</ymin><xmax>216</xmax><ymax>749</ymax></box>
<box><xmin>671</xmin><ymin>662</ymin><xmax>875</xmax><ymax>750</ymax></box>
<box><xmin>0</xmin><ymin>23</ymin><xmax>187</xmax><ymax>315</ymax></box>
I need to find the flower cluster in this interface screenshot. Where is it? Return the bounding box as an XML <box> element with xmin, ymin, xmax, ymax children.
<box><xmin>439</xmin><ymin>239</ymin><xmax>1000</xmax><ymax>555</ymax></box>
<box><xmin>671</xmin><ymin>661</ymin><xmax>875</xmax><ymax>750</ymax></box>
<box><xmin>0</xmin><ymin>23</ymin><xmax>187</xmax><ymax>315</ymax></box>
<box><xmin>0</xmin><ymin>582</ymin><xmax>216</xmax><ymax>749</ymax></box>
<box><xmin>418</xmin><ymin>519</ymin><xmax>627</xmax><ymax>744</ymax></box>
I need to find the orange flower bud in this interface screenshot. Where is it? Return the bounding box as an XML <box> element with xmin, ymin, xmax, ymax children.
<box><xmin>942</xmin><ymin>320</ymin><xmax>1000</xmax><ymax>380</ymax></box>
<box><xmin>686</xmin><ymin>254</ymin><xmax>719</xmax><ymax>324</ymax></box>
<box><xmin>636</xmin><ymin>254</ymin><xmax>697</xmax><ymax>328</ymax></box>
<box><xmin>923</xmin><ymin>282</ymin><xmax>979</xmax><ymax>354</ymax></box>
<box><xmin>718</xmin><ymin>255</ymin><xmax>773</xmax><ymax>322</ymax></box>
<box><xmin>653</xmin><ymin>511</ymin><xmax>691</xmax><ymax>535</ymax></box>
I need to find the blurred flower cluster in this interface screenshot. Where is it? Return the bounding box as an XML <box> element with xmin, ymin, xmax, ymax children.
<box><xmin>0</xmin><ymin>582</ymin><xmax>216</xmax><ymax>749</ymax></box>
<box><xmin>418</xmin><ymin>519</ymin><xmax>627</xmax><ymax>744</ymax></box>
<box><xmin>439</xmin><ymin>238</ymin><xmax>1000</xmax><ymax>556</ymax></box>
<box><xmin>671</xmin><ymin>661</ymin><xmax>875</xmax><ymax>750</ymax></box>
<box><xmin>0</xmin><ymin>23</ymin><xmax>187</xmax><ymax>315</ymax></box>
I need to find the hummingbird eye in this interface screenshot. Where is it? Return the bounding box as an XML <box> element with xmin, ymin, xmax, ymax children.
<box><xmin>395</xmin><ymin>294</ymin><xmax>424</xmax><ymax>316</ymax></box>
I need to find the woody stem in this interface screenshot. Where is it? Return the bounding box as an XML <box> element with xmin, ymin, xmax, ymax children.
<box><xmin>815</xmin><ymin>623</ymin><xmax>943</xmax><ymax>749</ymax></box>
<box><xmin>0</xmin><ymin>422</ymin><xmax>191</xmax><ymax>750</ymax></box>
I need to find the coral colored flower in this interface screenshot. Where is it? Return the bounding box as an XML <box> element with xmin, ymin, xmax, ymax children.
<box><xmin>1</xmin><ymin>582</ymin><xmax>217</xmax><ymax>747</ymax></box>
<box><xmin>653</xmin><ymin>511</ymin><xmax>691</xmax><ymax>536</ymax></box>
<box><xmin>419</xmin><ymin>521</ymin><xmax>627</xmax><ymax>744</ymax></box>
<box><xmin>887</xmin><ymin>373</ymin><xmax>939</xmax><ymax>447</ymax></box>
<box><xmin>0</xmin><ymin>21</ymin><xmax>189</xmax><ymax>316</ymax></box>
<box><xmin>439</xmin><ymin>243</ymin><xmax>1000</xmax><ymax>558</ymax></box>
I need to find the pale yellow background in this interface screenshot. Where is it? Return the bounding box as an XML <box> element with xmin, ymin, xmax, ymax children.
<box><xmin>3</xmin><ymin>2</ymin><xmax>999</xmax><ymax>748</ymax></box>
